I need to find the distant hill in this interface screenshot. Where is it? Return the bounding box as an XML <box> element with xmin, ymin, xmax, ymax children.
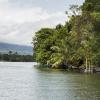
<box><xmin>0</xmin><ymin>42</ymin><xmax>33</xmax><ymax>55</ymax></box>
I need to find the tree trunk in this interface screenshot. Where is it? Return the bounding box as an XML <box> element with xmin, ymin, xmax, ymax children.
<box><xmin>89</xmin><ymin>60</ymin><xmax>91</xmax><ymax>73</ymax></box>
<box><xmin>85</xmin><ymin>57</ymin><xmax>88</xmax><ymax>73</ymax></box>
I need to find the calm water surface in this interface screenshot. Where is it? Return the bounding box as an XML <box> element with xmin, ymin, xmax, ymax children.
<box><xmin>0</xmin><ymin>62</ymin><xmax>100</xmax><ymax>100</ymax></box>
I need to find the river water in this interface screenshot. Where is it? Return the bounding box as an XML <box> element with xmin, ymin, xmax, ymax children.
<box><xmin>0</xmin><ymin>62</ymin><xmax>100</xmax><ymax>100</ymax></box>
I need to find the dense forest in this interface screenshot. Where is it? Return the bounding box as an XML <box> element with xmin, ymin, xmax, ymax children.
<box><xmin>33</xmin><ymin>0</ymin><xmax>100</xmax><ymax>70</ymax></box>
<box><xmin>0</xmin><ymin>51</ymin><xmax>33</xmax><ymax>62</ymax></box>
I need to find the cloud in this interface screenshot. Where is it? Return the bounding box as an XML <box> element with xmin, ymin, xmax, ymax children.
<box><xmin>0</xmin><ymin>2</ymin><xmax>66</xmax><ymax>23</ymax></box>
<box><xmin>0</xmin><ymin>0</ymin><xmax>67</xmax><ymax>45</ymax></box>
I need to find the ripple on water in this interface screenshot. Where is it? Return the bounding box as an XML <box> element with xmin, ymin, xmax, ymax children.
<box><xmin>0</xmin><ymin>62</ymin><xmax>100</xmax><ymax>100</ymax></box>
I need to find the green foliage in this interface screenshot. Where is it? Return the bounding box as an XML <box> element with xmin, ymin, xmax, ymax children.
<box><xmin>82</xmin><ymin>0</ymin><xmax>100</xmax><ymax>12</ymax></box>
<box><xmin>0</xmin><ymin>51</ymin><xmax>33</xmax><ymax>62</ymax></box>
<box><xmin>33</xmin><ymin>28</ymin><xmax>55</xmax><ymax>64</ymax></box>
<box><xmin>33</xmin><ymin>0</ymin><xmax>100</xmax><ymax>69</ymax></box>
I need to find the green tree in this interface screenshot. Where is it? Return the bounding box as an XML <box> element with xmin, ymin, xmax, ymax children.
<box><xmin>33</xmin><ymin>0</ymin><xmax>100</xmax><ymax>70</ymax></box>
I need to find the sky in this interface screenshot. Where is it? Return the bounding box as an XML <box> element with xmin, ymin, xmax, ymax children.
<box><xmin>0</xmin><ymin>0</ymin><xmax>84</xmax><ymax>46</ymax></box>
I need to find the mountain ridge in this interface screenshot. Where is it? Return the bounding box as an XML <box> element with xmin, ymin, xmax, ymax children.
<box><xmin>0</xmin><ymin>42</ymin><xmax>33</xmax><ymax>55</ymax></box>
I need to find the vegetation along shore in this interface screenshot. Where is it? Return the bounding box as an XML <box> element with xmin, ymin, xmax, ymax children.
<box><xmin>33</xmin><ymin>0</ymin><xmax>100</xmax><ymax>73</ymax></box>
<box><xmin>0</xmin><ymin>51</ymin><xmax>33</xmax><ymax>62</ymax></box>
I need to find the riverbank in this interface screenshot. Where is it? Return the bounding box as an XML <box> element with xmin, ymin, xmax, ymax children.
<box><xmin>35</xmin><ymin>63</ymin><xmax>100</xmax><ymax>74</ymax></box>
<box><xmin>0</xmin><ymin>52</ymin><xmax>33</xmax><ymax>62</ymax></box>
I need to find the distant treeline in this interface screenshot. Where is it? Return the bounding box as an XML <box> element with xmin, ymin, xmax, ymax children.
<box><xmin>0</xmin><ymin>51</ymin><xmax>33</xmax><ymax>62</ymax></box>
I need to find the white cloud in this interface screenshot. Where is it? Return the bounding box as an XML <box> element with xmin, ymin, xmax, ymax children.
<box><xmin>0</xmin><ymin>0</ymin><xmax>67</xmax><ymax>45</ymax></box>
<box><xmin>0</xmin><ymin>3</ymin><xmax>65</xmax><ymax>23</ymax></box>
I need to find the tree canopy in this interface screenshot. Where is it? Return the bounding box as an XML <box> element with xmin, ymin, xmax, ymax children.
<box><xmin>33</xmin><ymin>0</ymin><xmax>100</xmax><ymax>69</ymax></box>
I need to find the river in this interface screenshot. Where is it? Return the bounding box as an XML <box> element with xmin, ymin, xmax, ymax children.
<box><xmin>0</xmin><ymin>62</ymin><xmax>100</xmax><ymax>100</ymax></box>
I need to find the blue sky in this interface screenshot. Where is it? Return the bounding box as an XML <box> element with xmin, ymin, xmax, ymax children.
<box><xmin>0</xmin><ymin>0</ymin><xmax>84</xmax><ymax>45</ymax></box>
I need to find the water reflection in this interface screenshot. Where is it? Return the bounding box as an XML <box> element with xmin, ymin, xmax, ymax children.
<box><xmin>0</xmin><ymin>62</ymin><xmax>100</xmax><ymax>100</ymax></box>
